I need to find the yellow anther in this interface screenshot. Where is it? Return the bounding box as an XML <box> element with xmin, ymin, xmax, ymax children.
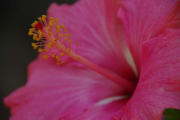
<box><xmin>61</xmin><ymin>25</ymin><xmax>64</xmax><ymax>28</ymax></box>
<box><xmin>47</xmin><ymin>43</ymin><xmax>52</xmax><ymax>48</ymax></box>
<box><xmin>38</xmin><ymin>48</ymin><xmax>43</xmax><ymax>53</ymax></box>
<box><xmin>53</xmin><ymin>38</ymin><xmax>57</xmax><ymax>42</ymax></box>
<box><xmin>38</xmin><ymin>30</ymin><xmax>42</xmax><ymax>35</ymax></box>
<box><xmin>42</xmin><ymin>15</ymin><xmax>47</xmax><ymax>22</ymax></box>
<box><xmin>67</xmin><ymin>48</ymin><xmax>71</xmax><ymax>52</ymax></box>
<box><xmin>32</xmin><ymin>43</ymin><xmax>38</xmax><ymax>50</ymax></box>
<box><xmin>50</xmin><ymin>17</ymin><xmax>54</xmax><ymax>20</ymax></box>
<box><xmin>64</xmin><ymin>37</ymin><xmax>68</xmax><ymax>41</ymax></box>
<box><xmin>54</xmin><ymin>18</ymin><xmax>58</xmax><ymax>22</ymax></box>
<box><xmin>29</xmin><ymin>15</ymin><xmax>79</xmax><ymax>65</ymax></box>
<box><xmin>30</xmin><ymin>28</ymin><xmax>35</xmax><ymax>32</ymax></box>
<box><xmin>37</xmin><ymin>36</ymin><xmax>42</xmax><ymax>41</ymax></box>
<box><xmin>38</xmin><ymin>35</ymin><xmax>42</xmax><ymax>39</ymax></box>
<box><xmin>28</xmin><ymin>28</ymin><xmax>35</xmax><ymax>36</ymax></box>
<box><xmin>46</xmin><ymin>26</ymin><xmax>50</xmax><ymax>31</ymax></box>
<box><xmin>65</xmin><ymin>33</ymin><xmax>69</xmax><ymax>36</ymax></box>
<box><xmin>39</xmin><ymin>33</ymin><xmax>42</xmax><ymax>36</ymax></box>
<box><xmin>55</xmin><ymin>19</ymin><xmax>59</xmax><ymax>25</ymax></box>
<box><xmin>36</xmin><ymin>35</ymin><xmax>42</xmax><ymax>41</ymax></box>
<box><xmin>49</xmin><ymin>20</ymin><xmax>54</xmax><ymax>27</ymax></box>
<box><xmin>60</xmin><ymin>53</ymin><xmax>64</xmax><ymax>57</ymax></box>
<box><xmin>59</xmin><ymin>33</ymin><xmax>63</xmax><ymax>38</ymax></box>
<box><xmin>36</xmin><ymin>37</ymin><xmax>40</xmax><ymax>41</ymax></box>
<box><xmin>56</xmin><ymin>25</ymin><xmax>60</xmax><ymax>32</ymax></box>
<box><xmin>37</xmin><ymin>30</ymin><xmax>42</xmax><ymax>40</ymax></box>
<box><xmin>32</xmin><ymin>42</ymin><xmax>35</xmax><ymax>46</ymax></box>
<box><xmin>38</xmin><ymin>17</ymin><xmax>42</xmax><ymax>21</ymax></box>
<box><xmin>33</xmin><ymin>34</ymin><xmax>38</xmax><ymax>40</ymax></box>
<box><xmin>28</xmin><ymin>32</ymin><xmax>33</xmax><ymax>36</ymax></box>
<box><xmin>42</xmin><ymin>14</ymin><xmax>46</xmax><ymax>18</ymax></box>
<box><xmin>28</xmin><ymin>30</ymin><xmax>33</xmax><ymax>36</ymax></box>
<box><xmin>65</xmin><ymin>33</ymin><xmax>71</xmax><ymax>38</ymax></box>
<box><xmin>56</xmin><ymin>56</ymin><xmax>60</xmax><ymax>61</ymax></box>
<box><xmin>31</xmin><ymin>21</ymin><xmax>38</xmax><ymax>27</ymax></box>
<box><xmin>65</xmin><ymin>33</ymin><xmax>71</xmax><ymax>39</ymax></box>
<box><xmin>43</xmin><ymin>55</ymin><xmax>48</xmax><ymax>59</ymax></box>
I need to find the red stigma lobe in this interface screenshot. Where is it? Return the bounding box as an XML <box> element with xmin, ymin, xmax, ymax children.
<box><xmin>35</xmin><ymin>22</ymin><xmax>43</xmax><ymax>30</ymax></box>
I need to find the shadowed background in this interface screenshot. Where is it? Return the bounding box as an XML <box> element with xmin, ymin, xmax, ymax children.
<box><xmin>0</xmin><ymin>0</ymin><xmax>77</xmax><ymax>119</ymax></box>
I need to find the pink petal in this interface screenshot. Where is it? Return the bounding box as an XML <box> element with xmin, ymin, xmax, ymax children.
<box><xmin>47</xmin><ymin>0</ymin><xmax>135</xmax><ymax>81</ymax></box>
<box><xmin>121</xmin><ymin>29</ymin><xmax>180</xmax><ymax>120</ymax></box>
<box><xmin>72</xmin><ymin>100</ymin><xmax>126</xmax><ymax>120</ymax></box>
<box><xmin>118</xmin><ymin>0</ymin><xmax>180</xmax><ymax>71</ymax></box>
<box><xmin>4</xmin><ymin>59</ymin><xmax>127</xmax><ymax>120</ymax></box>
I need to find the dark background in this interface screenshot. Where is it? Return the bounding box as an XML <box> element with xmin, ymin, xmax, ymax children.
<box><xmin>0</xmin><ymin>0</ymin><xmax>77</xmax><ymax>119</ymax></box>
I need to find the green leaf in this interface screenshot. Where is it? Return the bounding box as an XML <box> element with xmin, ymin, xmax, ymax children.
<box><xmin>162</xmin><ymin>108</ymin><xmax>180</xmax><ymax>120</ymax></box>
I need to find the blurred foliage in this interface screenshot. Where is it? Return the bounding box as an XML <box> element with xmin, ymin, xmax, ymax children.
<box><xmin>162</xmin><ymin>108</ymin><xmax>180</xmax><ymax>120</ymax></box>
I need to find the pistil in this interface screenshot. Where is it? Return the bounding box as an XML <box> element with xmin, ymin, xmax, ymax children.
<box><xmin>28</xmin><ymin>15</ymin><xmax>135</xmax><ymax>92</ymax></box>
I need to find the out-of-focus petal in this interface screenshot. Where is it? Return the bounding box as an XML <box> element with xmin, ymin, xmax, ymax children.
<box><xmin>118</xmin><ymin>0</ymin><xmax>180</xmax><ymax>71</ymax></box>
<box><xmin>4</xmin><ymin>59</ymin><xmax>127</xmax><ymax>120</ymax></box>
<box><xmin>121</xmin><ymin>29</ymin><xmax>180</xmax><ymax>120</ymax></box>
<box><xmin>47</xmin><ymin>0</ymin><xmax>135</xmax><ymax>80</ymax></box>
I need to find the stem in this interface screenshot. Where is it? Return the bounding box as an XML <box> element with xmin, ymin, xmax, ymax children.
<box><xmin>55</xmin><ymin>41</ymin><xmax>135</xmax><ymax>92</ymax></box>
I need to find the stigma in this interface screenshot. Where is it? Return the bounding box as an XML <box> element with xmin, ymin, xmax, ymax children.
<box><xmin>28</xmin><ymin>15</ymin><xmax>79</xmax><ymax>65</ymax></box>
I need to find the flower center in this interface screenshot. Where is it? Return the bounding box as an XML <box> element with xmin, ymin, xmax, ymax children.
<box><xmin>28</xmin><ymin>15</ymin><xmax>136</xmax><ymax>93</ymax></box>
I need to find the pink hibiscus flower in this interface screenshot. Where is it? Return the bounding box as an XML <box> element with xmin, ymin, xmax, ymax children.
<box><xmin>4</xmin><ymin>0</ymin><xmax>180</xmax><ymax>120</ymax></box>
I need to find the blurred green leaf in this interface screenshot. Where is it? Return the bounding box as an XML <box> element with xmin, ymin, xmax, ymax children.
<box><xmin>162</xmin><ymin>108</ymin><xmax>180</xmax><ymax>120</ymax></box>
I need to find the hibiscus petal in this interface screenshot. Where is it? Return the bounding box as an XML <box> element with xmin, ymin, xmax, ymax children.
<box><xmin>72</xmin><ymin>100</ymin><xmax>127</xmax><ymax>120</ymax></box>
<box><xmin>121</xmin><ymin>29</ymin><xmax>180</xmax><ymax>120</ymax></box>
<box><xmin>4</xmin><ymin>59</ymin><xmax>128</xmax><ymax>120</ymax></box>
<box><xmin>47</xmin><ymin>0</ymin><xmax>135</xmax><ymax>80</ymax></box>
<box><xmin>118</xmin><ymin>0</ymin><xmax>180</xmax><ymax>71</ymax></box>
